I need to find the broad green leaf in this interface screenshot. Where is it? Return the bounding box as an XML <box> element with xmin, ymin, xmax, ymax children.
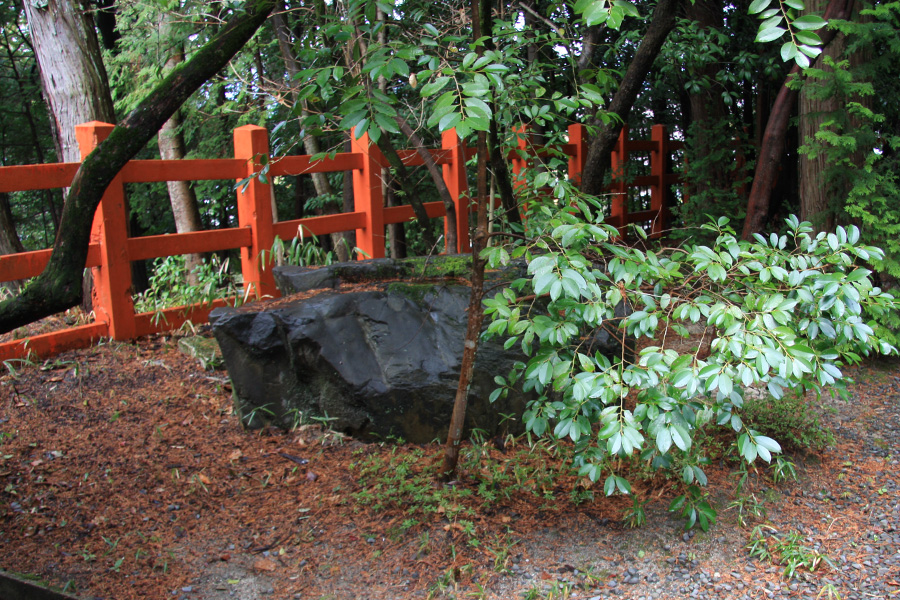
<box><xmin>420</xmin><ymin>77</ymin><xmax>451</xmax><ymax>97</ymax></box>
<box><xmin>756</xmin><ymin>26</ymin><xmax>787</xmax><ymax>43</ymax></box>
<box><xmin>792</xmin><ymin>15</ymin><xmax>827</xmax><ymax>30</ymax></box>
<box><xmin>656</xmin><ymin>427</ymin><xmax>672</xmax><ymax>454</ymax></box>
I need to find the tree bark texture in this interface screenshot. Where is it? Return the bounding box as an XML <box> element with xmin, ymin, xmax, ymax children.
<box><xmin>798</xmin><ymin>0</ymin><xmax>867</xmax><ymax>233</ymax></box>
<box><xmin>580</xmin><ymin>0</ymin><xmax>681</xmax><ymax>197</ymax></box>
<box><xmin>442</xmin><ymin>0</ymin><xmax>491</xmax><ymax>481</ymax></box>
<box><xmin>0</xmin><ymin>0</ymin><xmax>277</xmax><ymax>334</ymax></box>
<box><xmin>742</xmin><ymin>0</ymin><xmax>856</xmax><ymax>239</ymax></box>
<box><xmin>23</xmin><ymin>0</ymin><xmax>116</xmax><ymax>164</ymax></box>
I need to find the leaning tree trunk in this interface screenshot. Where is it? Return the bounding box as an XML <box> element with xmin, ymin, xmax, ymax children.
<box><xmin>0</xmin><ymin>0</ymin><xmax>277</xmax><ymax>334</ymax></box>
<box><xmin>158</xmin><ymin>16</ymin><xmax>206</xmax><ymax>284</ymax></box>
<box><xmin>742</xmin><ymin>0</ymin><xmax>856</xmax><ymax>238</ymax></box>
<box><xmin>580</xmin><ymin>0</ymin><xmax>681</xmax><ymax>197</ymax></box>
<box><xmin>395</xmin><ymin>116</ymin><xmax>457</xmax><ymax>253</ymax></box>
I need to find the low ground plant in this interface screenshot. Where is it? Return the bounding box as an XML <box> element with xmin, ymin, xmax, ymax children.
<box><xmin>133</xmin><ymin>254</ymin><xmax>240</xmax><ymax>316</ymax></box>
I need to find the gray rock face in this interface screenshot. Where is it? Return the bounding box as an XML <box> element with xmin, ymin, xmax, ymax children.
<box><xmin>211</xmin><ymin>257</ymin><xmax>631</xmax><ymax>443</ymax></box>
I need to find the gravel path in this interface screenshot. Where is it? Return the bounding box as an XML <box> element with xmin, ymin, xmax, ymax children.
<box><xmin>479</xmin><ymin>359</ymin><xmax>900</xmax><ymax>600</ymax></box>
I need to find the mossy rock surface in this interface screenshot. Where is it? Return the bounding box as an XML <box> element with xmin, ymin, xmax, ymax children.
<box><xmin>272</xmin><ymin>255</ymin><xmax>523</xmax><ymax>296</ymax></box>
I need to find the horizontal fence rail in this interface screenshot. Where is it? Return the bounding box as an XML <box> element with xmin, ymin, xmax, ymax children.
<box><xmin>0</xmin><ymin>122</ymin><xmax>683</xmax><ymax>361</ymax></box>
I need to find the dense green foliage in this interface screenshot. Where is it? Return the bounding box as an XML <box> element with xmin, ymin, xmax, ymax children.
<box><xmin>481</xmin><ymin>197</ymin><xmax>896</xmax><ymax>518</ymax></box>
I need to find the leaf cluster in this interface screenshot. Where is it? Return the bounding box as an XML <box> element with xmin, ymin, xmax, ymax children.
<box><xmin>481</xmin><ymin>191</ymin><xmax>897</xmax><ymax>501</ymax></box>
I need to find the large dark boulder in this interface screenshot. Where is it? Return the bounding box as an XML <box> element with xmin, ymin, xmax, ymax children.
<box><xmin>211</xmin><ymin>258</ymin><xmax>530</xmax><ymax>443</ymax></box>
<box><xmin>210</xmin><ymin>256</ymin><xmax>631</xmax><ymax>443</ymax></box>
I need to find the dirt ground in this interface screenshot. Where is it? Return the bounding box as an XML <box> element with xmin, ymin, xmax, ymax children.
<box><xmin>1</xmin><ymin>327</ymin><xmax>898</xmax><ymax>600</ymax></box>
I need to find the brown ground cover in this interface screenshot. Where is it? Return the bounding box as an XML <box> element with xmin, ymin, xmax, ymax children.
<box><xmin>0</xmin><ymin>329</ymin><xmax>897</xmax><ymax>600</ymax></box>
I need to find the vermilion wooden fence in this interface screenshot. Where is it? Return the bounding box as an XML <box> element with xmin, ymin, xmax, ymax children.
<box><xmin>0</xmin><ymin>122</ymin><xmax>681</xmax><ymax>361</ymax></box>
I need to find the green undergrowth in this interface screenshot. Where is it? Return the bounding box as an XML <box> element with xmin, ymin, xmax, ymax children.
<box><xmin>738</xmin><ymin>392</ymin><xmax>835</xmax><ymax>451</ymax></box>
<box><xmin>346</xmin><ymin>382</ymin><xmax>836</xmax><ymax>536</ymax></box>
<box><xmin>348</xmin><ymin>433</ymin><xmax>589</xmax><ymax>525</ymax></box>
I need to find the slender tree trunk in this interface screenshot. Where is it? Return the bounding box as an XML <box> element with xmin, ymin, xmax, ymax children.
<box><xmin>158</xmin><ymin>18</ymin><xmax>206</xmax><ymax>283</ymax></box>
<box><xmin>0</xmin><ymin>0</ymin><xmax>277</xmax><ymax>334</ymax></box>
<box><xmin>395</xmin><ymin>116</ymin><xmax>457</xmax><ymax>253</ymax></box>
<box><xmin>489</xmin><ymin>117</ymin><xmax>521</xmax><ymax>226</ymax></box>
<box><xmin>377</xmin><ymin>133</ymin><xmax>438</xmax><ymax>251</ymax></box>
<box><xmin>442</xmin><ymin>0</ymin><xmax>491</xmax><ymax>481</ymax></box>
<box><xmin>0</xmin><ymin>192</ymin><xmax>27</xmax><ymax>293</ymax></box>
<box><xmin>272</xmin><ymin>2</ymin><xmax>350</xmax><ymax>261</ymax></box>
<box><xmin>742</xmin><ymin>0</ymin><xmax>856</xmax><ymax>238</ymax></box>
<box><xmin>341</xmin><ymin>135</ymin><xmax>356</xmax><ymax>252</ymax></box>
<box><xmin>580</xmin><ymin>0</ymin><xmax>681</xmax><ymax>196</ymax></box>
<box><xmin>0</xmin><ymin>193</ymin><xmax>25</xmax><ymax>256</ymax></box>
<box><xmin>385</xmin><ymin>181</ymin><xmax>406</xmax><ymax>258</ymax></box>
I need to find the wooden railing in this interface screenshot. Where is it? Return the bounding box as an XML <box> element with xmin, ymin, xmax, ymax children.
<box><xmin>0</xmin><ymin>122</ymin><xmax>682</xmax><ymax>361</ymax></box>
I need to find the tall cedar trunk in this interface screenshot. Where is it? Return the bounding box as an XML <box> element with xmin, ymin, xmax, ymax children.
<box><xmin>23</xmin><ymin>0</ymin><xmax>116</xmax><ymax>164</ymax></box>
<box><xmin>24</xmin><ymin>0</ymin><xmax>119</xmax><ymax>311</ymax></box>
<box><xmin>158</xmin><ymin>17</ymin><xmax>206</xmax><ymax>283</ymax></box>
<box><xmin>580</xmin><ymin>0</ymin><xmax>681</xmax><ymax>197</ymax></box>
<box><xmin>0</xmin><ymin>0</ymin><xmax>277</xmax><ymax>334</ymax></box>
<box><xmin>684</xmin><ymin>0</ymin><xmax>732</xmax><ymax>202</ymax></box>
<box><xmin>272</xmin><ymin>2</ymin><xmax>350</xmax><ymax>261</ymax></box>
<box><xmin>798</xmin><ymin>0</ymin><xmax>867</xmax><ymax>233</ymax></box>
<box><xmin>442</xmin><ymin>0</ymin><xmax>491</xmax><ymax>481</ymax></box>
<box><xmin>742</xmin><ymin>0</ymin><xmax>855</xmax><ymax>238</ymax></box>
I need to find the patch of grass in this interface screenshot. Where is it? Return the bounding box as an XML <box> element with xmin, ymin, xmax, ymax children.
<box><xmin>740</xmin><ymin>392</ymin><xmax>834</xmax><ymax>452</ymax></box>
<box><xmin>746</xmin><ymin>525</ymin><xmax>835</xmax><ymax>579</ymax></box>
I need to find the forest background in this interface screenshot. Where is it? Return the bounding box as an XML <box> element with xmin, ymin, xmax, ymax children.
<box><xmin>2</xmin><ymin>0</ymin><xmax>899</xmax><ymax>290</ymax></box>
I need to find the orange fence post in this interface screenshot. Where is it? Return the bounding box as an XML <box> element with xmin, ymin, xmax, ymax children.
<box><xmin>442</xmin><ymin>129</ymin><xmax>470</xmax><ymax>253</ymax></box>
<box><xmin>567</xmin><ymin>124</ymin><xmax>586</xmax><ymax>186</ymax></box>
<box><xmin>76</xmin><ymin>121</ymin><xmax>136</xmax><ymax>341</ymax></box>
<box><xmin>609</xmin><ymin>126</ymin><xmax>629</xmax><ymax>233</ymax></box>
<box><xmin>233</xmin><ymin>125</ymin><xmax>278</xmax><ymax>299</ymax></box>
<box><xmin>650</xmin><ymin>124</ymin><xmax>670</xmax><ymax>238</ymax></box>
<box><xmin>350</xmin><ymin>132</ymin><xmax>385</xmax><ymax>259</ymax></box>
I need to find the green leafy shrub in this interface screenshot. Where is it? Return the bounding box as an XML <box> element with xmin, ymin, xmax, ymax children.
<box><xmin>481</xmin><ymin>202</ymin><xmax>897</xmax><ymax>527</ymax></box>
<box><xmin>134</xmin><ymin>254</ymin><xmax>239</xmax><ymax>315</ymax></box>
